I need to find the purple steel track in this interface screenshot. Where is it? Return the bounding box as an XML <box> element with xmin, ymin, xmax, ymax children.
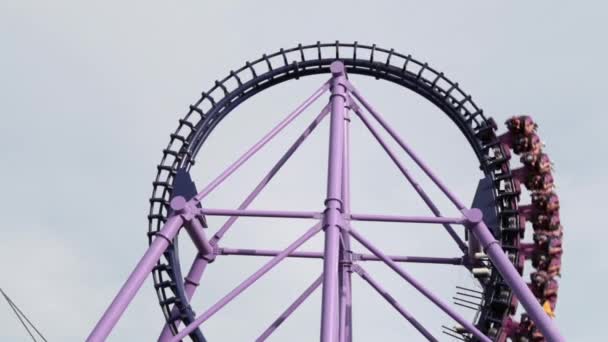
<box><xmin>88</xmin><ymin>59</ymin><xmax>565</xmax><ymax>342</ymax></box>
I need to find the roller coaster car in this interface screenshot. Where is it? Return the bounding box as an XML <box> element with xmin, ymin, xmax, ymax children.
<box><xmin>529</xmin><ymin>271</ymin><xmax>550</xmax><ymax>292</ymax></box>
<box><xmin>521</xmin><ymin>152</ymin><xmax>552</xmax><ymax>173</ymax></box>
<box><xmin>534</xmin><ymin>223</ymin><xmax>563</xmax><ymax>240</ymax></box>
<box><xmin>524</xmin><ymin>172</ymin><xmax>554</xmax><ymax>192</ymax></box>
<box><xmin>547</xmin><ymin>256</ymin><xmax>562</xmax><ymax>277</ymax></box>
<box><xmin>513</xmin><ymin>134</ymin><xmax>541</xmax><ymax>155</ymax></box>
<box><xmin>529</xmin><ymin>271</ymin><xmax>559</xmax><ymax>299</ymax></box>
<box><xmin>519</xmin><ymin>195</ymin><xmax>559</xmax><ymax>221</ymax></box>
<box><xmin>533</xmin><ymin>232</ymin><xmax>562</xmax><ymax>252</ymax></box>
<box><xmin>513</xmin><ymin>314</ymin><xmax>545</xmax><ymax>342</ymax></box>
<box><xmin>506</xmin><ymin>116</ymin><xmax>537</xmax><ymax>136</ymax></box>
<box><xmin>531</xmin><ymin>211</ymin><xmax>561</xmax><ymax>232</ymax></box>
<box><xmin>531</xmin><ymin>192</ymin><xmax>559</xmax><ymax>213</ymax></box>
<box><xmin>543</xmin><ymin>279</ymin><xmax>559</xmax><ymax>298</ymax></box>
<box><xmin>532</xmin><ymin>251</ymin><xmax>562</xmax><ymax>277</ymax></box>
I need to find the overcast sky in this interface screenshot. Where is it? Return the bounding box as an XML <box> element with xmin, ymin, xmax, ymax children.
<box><xmin>1</xmin><ymin>1</ymin><xmax>606</xmax><ymax>341</ymax></box>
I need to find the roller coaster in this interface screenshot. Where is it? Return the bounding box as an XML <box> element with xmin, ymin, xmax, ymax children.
<box><xmin>86</xmin><ymin>42</ymin><xmax>565</xmax><ymax>341</ymax></box>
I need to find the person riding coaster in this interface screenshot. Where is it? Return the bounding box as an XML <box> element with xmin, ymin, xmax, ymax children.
<box><xmin>511</xmin><ymin>314</ymin><xmax>545</xmax><ymax>342</ymax></box>
<box><xmin>498</xmin><ymin>116</ymin><xmax>540</xmax><ymax>155</ymax></box>
<box><xmin>519</xmin><ymin>192</ymin><xmax>560</xmax><ymax>219</ymax></box>
<box><xmin>513</xmin><ymin>134</ymin><xmax>542</xmax><ymax>155</ymax></box>
<box><xmin>531</xmin><ymin>192</ymin><xmax>559</xmax><ymax>212</ymax></box>
<box><xmin>524</xmin><ymin>172</ymin><xmax>554</xmax><ymax>192</ymax></box>
<box><xmin>529</xmin><ymin>271</ymin><xmax>559</xmax><ymax>299</ymax></box>
<box><xmin>532</xmin><ymin>252</ymin><xmax>562</xmax><ymax>278</ymax></box>
<box><xmin>506</xmin><ymin>116</ymin><xmax>538</xmax><ymax>135</ymax></box>
<box><xmin>510</xmin><ymin>160</ymin><xmax>553</xmax><ymax>192</ymax></box>
<box><xmin>531</xmin><ymin>211</ymin><xmax>561</xmax><ymax>232</ymax></box>
<box><xmin>533</xmin><ymin>233</ymin><xmax>563</xmax><ymax>256</ymax></box>
<box><xmin>498</xmin><ymin>132</ymin><xmax>541</xmax><ymax>155</ymax></box>
<box><xmin>521</xmin><ymin>152</ymin><xmax>552</xmax><ymax>173</ymax></box>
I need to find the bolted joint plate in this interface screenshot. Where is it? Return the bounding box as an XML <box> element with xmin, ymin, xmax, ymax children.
<box><xmin>461</xmin><ymin>208</ymin><xmax>484</xmax><ymax>225</ymax></box>
<box><xmin>170</xmin><ymin>196</ymin><xmax>204</xmax><ymax>222</ymax></box>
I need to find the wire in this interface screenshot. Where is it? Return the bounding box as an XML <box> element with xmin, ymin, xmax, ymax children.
<box><xmin>1</xmin><ymin>288</ymin><xmax>48</xmax><ymax>342</ymax></box>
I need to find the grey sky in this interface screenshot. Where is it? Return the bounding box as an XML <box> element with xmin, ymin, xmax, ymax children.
<box><xmin>1</xmin><ymin>1</ymin><xmax>605</xmax><ymax>341</ymax></box>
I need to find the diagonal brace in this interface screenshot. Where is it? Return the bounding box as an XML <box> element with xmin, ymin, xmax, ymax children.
<box><xmin>168</xmin><ymin>223</ymin><xmax>323</xmax><ymax>342</ymax></box>
<box><xmin>255</xmin><ymin>274</ymin><xmax>323</xmax><ymax>341</ymax></box>
<box><xmin>352</xmin><ymin>264</ymin><xmax>438</xmax><ymax>342</ymax></box>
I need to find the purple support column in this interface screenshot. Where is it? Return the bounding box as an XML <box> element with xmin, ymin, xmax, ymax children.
<box><xmin>159</xmin><ymin>212</ymin><xmax>215</xmax><ymax>340</ymax></box>
<box><xmin>339</xmin><ymin>105</ymin><xmax>353</xmax><ymax>342</ymax></box>
<box><xmin>256</xmin><ymin>274</ymin><xmax>323</xmax><ymax>341</ymax></box>
<box><xmin>464</xmin><ymin>209</ymin><xmax>564</xmax><ymax>342</ymax></box>
<box><xmin>320</xmin><ymin>61</ymin><xmax>348</xmax><ymax>342</ymax></box>
<box><xmin>157</xmin><ymin>209</ymin><xmax>214</xmax><ymax>341</ymax></box>
<box><xmin>352</xmin><ymin>105</ymin><xmax>467</xmax><ymax>252</ymax></box>
<box><xmin>169</xmin><ymin>223</ymin><xmax>323</xmax><ymax>342</ymax></box>
<box><xmin>346</xmin><ymin>226</ymin><xmax>491</xmax><ymax>342</ymax></box>
<box><xmin>194</xmin><ymin>82</ymin><xmax>329</xmax><ymax>201</ymax></box>
<box><xmin>352</xmin><ymin>265</ymin><xmax>438</xmax><ymax>342</ymax></box>
<box><xmin>87</xmin><ymin>215</ymin><xmax>184</xmax><ymax>342</ymax></box>
<box><xmin>158</xmin><ymin>255</ymin><xmax>209</xmax><ymax>341</ymax></box>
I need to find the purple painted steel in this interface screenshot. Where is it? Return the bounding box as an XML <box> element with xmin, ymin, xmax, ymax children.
<box><xmin>352</xmin><ymin>105</ymin><xmax>467</xmax><ymax>252</ymax></box>
<box><xmin>349</xmin><ymin>85</ymin><xmax>467</xmax><ymax>210</ymax></box>
<box><xmin>158</xmin><ymin>255</ymin><xmax>210</xmax><ymax>341</ymax></box>
<box><xmin>194</xmin><ymin>82</ymin><xmax>329</xmax><ymax>202</ymax></box>
<box><xmin>346</xmin><ymin>226</ymin><xmax>491</xmax><ymax>342</ymax></box>
<box><xmin>255</xmin><ymin>274</ymin><xmax>323</xmax><ymax>341</ymax></box>
<box><xmin>357</xmin><ymin>254</ymin><xmax>462</xmax><ymax>265</ymax></box>
<box><xmin>218</xmin><ymin>248</ymin><xmax>463</xmax><ymax>265</ymax></box>
<box><xmin>159</xmin><ymin>218</ymin><xmax>213</xmax><ymax>341</ymax></box>
<box><xmin>158</xmin><ymin>215</ymin><xmax>213</xmax><ymax>341</ymax></box>
<box><xmin>320</xmin><ymin>61</ymin><xmax>348</xmax><ymax>342</ymax></box>
<box><xmin>201</xmin><ymin>208</ymin><xmax>320</xmax><ymax>219</ymax></box>
<box><xmin>339</xmin><ymin>97</ymin><xmax>353</xmax><ymax>342</ymax></box>
<box><xmin>184</xmin><ymin>217</ymin><xmax>214</xmax><ymax>257</ymax></box>
<box><xmin>210</xmin><ymin>105</ymin><xmax>331</xmax><ymax>243</ymax></box>
<box><xmin>349</xmin><ymin>213</ymin><xmax>466</xmax><ymax>225</ymax></box>
<box><xmin>219</xmin><ymin>248</ymin><xmax>322</xmax><ymax>259</ymax></box>
<box><xmin>183</xmin><ymin>257</ymin><xmax>208</xmax><ymax>299</ymax></box>
<box><xmin>464</xmin><ymin>209</ymin><xmax>564</xmax><ymax>342</ymax></box>
<box><xmin>353</xmin><ymin>265</ymin><xmax>438</xmax><ymax>342</ymax></box>
<box><xmin>169</xmin><ymin>223</ymin><xmax>323</xmax><ymax>342</ymax></box>
<box><xmin>159</xmin><ymin>105</ymin><xmax>331</xmax><ymax>340</ymax></box>
<box><xmin>87</xmin><ymin>216</ymin><xmax>184</xmax><ymax>342</ymax></box>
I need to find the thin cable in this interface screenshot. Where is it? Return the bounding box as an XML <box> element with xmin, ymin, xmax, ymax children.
<box><xmin>1</xmin><ymin>288</ymin><xmax>48</xmax><ymax>342</ymax></box>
